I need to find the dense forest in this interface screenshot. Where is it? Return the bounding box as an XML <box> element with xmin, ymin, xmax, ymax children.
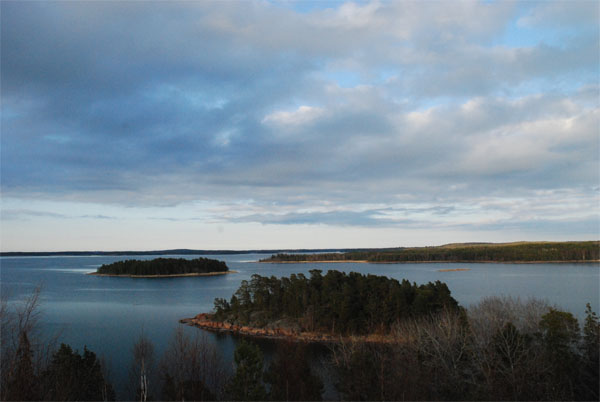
<box><xmin>262</xmin><ymin>241</ymin><xmax>600</xmax><ymax>263</ymax></box>
<box><xmin>212</xmin><ymin>270</ymin><xmax>459</xmax><ymax>335</ymax></box>
<box><xmin>327</xmin><ymin>300</ymin><xmax>599</xmax><ymax>401</ymax></box>
<box><xmin>95</xmin><ymin>257</ymin><xmax>228</xmax><ymax>276</ymax></box>
<box><xmin>3</xmin><ymin>288</ymin><xmax>599</xmax><ymax>401</ymax></box>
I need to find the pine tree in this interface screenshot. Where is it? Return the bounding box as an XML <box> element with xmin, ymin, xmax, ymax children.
<box><xmin>6</xmin><ymin>332</ymin><xmax>37</xmax><ymax>401</ymax></box>
<box><xmin>578</xmin><ymin>303</ymin><xmax>599</xmax><ymax>401</ymax></box>
<box><xmin>227</xmin><ymin>340</ymin><xmax>267</xmax><ymax>401</ymax></box>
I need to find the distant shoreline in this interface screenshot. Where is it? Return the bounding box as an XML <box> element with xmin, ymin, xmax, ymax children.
<box><xmin>88</xmin><ymin>270</ymin><xmax>238</xmax><ymax>278</ymax></box>
<box><xmin>0</xmin><ymin>248</ymin><xmax>352</xmax><ymax>257</ymax></box>
<box><xmin>260</xmin><ymin>260</ymin><xmax>369</xmax><ymax>263</ymax></box>
<box><xmin>262</xmin><ymin>260</ymin><xmax>600</xmax><ymax>264</ymax></box>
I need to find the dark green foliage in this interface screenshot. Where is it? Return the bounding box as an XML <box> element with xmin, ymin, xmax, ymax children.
<box><xmin>333</xmin><ymin>343</ymin><xmax>383</xmax><ymax>401</ymax></box>
<box><xmin>262</xmin><ymin>241</ymin><xmax>600</xmax><ymax>263</ymax></box>
<box><xmin>579</xmin><ymin>303</ymin><xmax>600</xmax><ymax>401</ymax></box>
<box><xmin>227</xmin><ymin>340</ymin><xmax>267</xmax><ymax>401</ymax></box>
<box><xmin>539</xmin><ymin>308</ymin><xmax>581</xmax><ymax>351</ymax></box>
<box><xmin>264</xmin><ymin>342</ymin><xmax>323</xmax><ymax>401</ymax></box>
<box><xmin>331</xmin><ymin>303</ymin><xmax>600</xmax><ymax>401</ymax></box>
<box><xmin>4</xmin><ymin>333</ymin><xmax>38</xmax><ymax>401</ymax></box>
<box><xmin>160</xmin><ymin>376</ymin><xmax>216</xmax><ymax>402</ymax></box>
<box><xmin>214</xmin><ymin>270</ymin><xmax>459</xmax><ymax>335</ymax></box>
<box><xmin>41</xmin><ymin>343</ymin><xmax>115</xmax><ymax>401</ymax></box>
<box><xmin>3</xmin><ymin>340</ymin><xmax>114</xmax><ymax>402</ymax></box>
<box><xmin>96</xmin><ymin>257</ymin><xmax>228</xmax><ymax>276</ymax></box>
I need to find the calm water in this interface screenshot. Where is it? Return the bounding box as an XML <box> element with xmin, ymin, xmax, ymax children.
<box><xmin>1</xmin><ymin>254</ymin><xmax>599</xmax><ymax>398</ymax></box>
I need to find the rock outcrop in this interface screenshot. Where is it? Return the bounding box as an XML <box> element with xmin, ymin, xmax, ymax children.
<box><xmin>180</xmin><ymin>313</ymin><xmax>399</xmax><ymax>344</ymax></box>
<box><xmin>180</xmin><ymin>313</ymin><xmax>340</xmax><ymax>343</ymax></box>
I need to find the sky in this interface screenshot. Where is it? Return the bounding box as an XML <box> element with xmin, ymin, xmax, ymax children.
<box><xmin>1</xmin><ymin>0</ymin><xmax>599</xmax><ymax>251</ymax></box>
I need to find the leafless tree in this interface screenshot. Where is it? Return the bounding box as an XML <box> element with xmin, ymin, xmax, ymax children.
<box><xmin>1</xmin><ymin>288</ymin><xmax>41</xmax><ymax>400</ymax></box>
<box><xmin>159</xmin><ymin>327</ymin><xmax>228</xmax><ymax>401</ymax></box>
<box><xmin>1</xmin><ymin>286</ymin><xmax>61</xmax><ymax>401</ymax></box>
<box><xmin>130</xmin><ymin>332</ymin><xmax>156</xmax><ymax>401</ymax></box>
<box><xmin>467</xmin><ymin>296</ymin><xmax>552</xmax><ymax>400</ymax></box>
<box><xmin>469</xmin><ymin>296</ymin><xmax>550</xmax><ymax>340</ymax></box>
<box><xmin>393</xmin><ymin>308</ymin><xmax>473</xmax><ymax>399</ymax></box>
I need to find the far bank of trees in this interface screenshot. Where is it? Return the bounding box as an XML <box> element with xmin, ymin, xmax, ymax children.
<box><xmin>96</xmin><ymin>257</ymin><xmax>228</xmax><ymax>276</ymax></box>
<box><xmin>213</xmin><ymin>270</ymin><xmax>459</xmax><ymax>334</ymax></box>
<box><xmin>262</xmin><ymin>241</ymin><xmax>600</xmax><ymax>263</ymax></box>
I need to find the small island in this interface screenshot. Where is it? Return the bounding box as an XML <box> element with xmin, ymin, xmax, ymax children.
<box><xmin>89</xmin><ymin>257</ymin><xmax>232</xmax><ymax>278</ymax></box>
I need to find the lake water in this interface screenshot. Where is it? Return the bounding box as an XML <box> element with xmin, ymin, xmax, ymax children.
<box><xmin>1</xmin><ymin>254</ymin><xmax>599</xmax><ymax>399</ymax></box>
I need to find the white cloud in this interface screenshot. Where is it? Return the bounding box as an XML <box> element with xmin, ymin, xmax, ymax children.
<box><xmin>262</xmin><ymin>105</ymin><xmax>325</xmax><ymax>126</ymax></box>
<box><xmin>1</xmin><ymin>0</ymin><xmax>598</xmax><ymax>249</ymax></box>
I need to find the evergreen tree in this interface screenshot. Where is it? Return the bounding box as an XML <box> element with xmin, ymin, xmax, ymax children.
<box><xmin>41</xmin><ymin>343</ymin><xmax>115</xmax><ymax>401</ymax></box>
<box><xmin>538</xmin><ymin>309</ymin><xmax>580</xmax><ymax>400</ymax></box>
<box><xmin>578</xmin><ymin>303</ymin><xmax>599</xmax><ymax>401</ymax></box>
<box><xmin>227</xmin><ymin>340</ymin><xmax>267</xmax><ymax>401</ymax></box>
<box><xmin>264</xmin><ymin>342</ymin><xmax>323</xmax><ymax>401</ymax></box>
<box><xmin>5</xmin><ymin>332</ymin><xmax>38</xmax><ymax>401</ymax></box>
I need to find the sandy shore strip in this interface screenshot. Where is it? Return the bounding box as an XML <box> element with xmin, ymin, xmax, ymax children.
<box><xmin>438</xmin><ymin>268</ymin><xmax>471</xmax><ymax>272</ymax></box>
<box><xmin>88</xmin><ymin>270</ymin><xmax>238</xmax><ymax>278</ymax></box>
<box><xmin>260</xmin><ymin>260</ymin><xmax>369</xmax><ymax>263</ymax></box>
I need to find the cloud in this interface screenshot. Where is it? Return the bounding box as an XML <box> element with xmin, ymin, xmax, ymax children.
<box><xmin>1</xmin><ymin>209</ymin><xmax>115</xmax><ymax>221</ymax></box>
<box><xmin>517</xmin><ymin>0</ymin><xmax>599</xmax><ymax>28</ymax></box>
<box><xmin>262</xmin><ymin>105</ymin><xmax>325</xmax><ymax>126</ymax></box>
<box><xmin>1</xmin><ymin>0</ymin><xmax>598</xmax><ymax>243</ymax></box>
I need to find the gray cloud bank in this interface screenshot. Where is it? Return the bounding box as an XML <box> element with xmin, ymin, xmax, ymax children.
<box><xmin>1</xmin><ymin>1</ymin><xmax>598</xmax><ymax>234</ymax></box>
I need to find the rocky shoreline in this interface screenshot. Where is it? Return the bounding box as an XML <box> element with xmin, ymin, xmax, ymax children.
<box><xmin>180</xmin><ymin>313</ymin><xmax>397</xmax><ymax>344</ymax></box>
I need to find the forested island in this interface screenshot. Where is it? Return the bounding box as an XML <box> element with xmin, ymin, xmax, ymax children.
<box><xmin>90</xmin><ymin>257</ymin><xmax>230</xmax><ymax>277</ymax></box>
<box><xmin>183</xmin><ymin>270</ymin><xmax>459</xmax><ymax>341</ymax></box>
<box><xmin>261</xmin><ymin>241</ymin><xmax>600</xmax><ymax>263</ymax></box>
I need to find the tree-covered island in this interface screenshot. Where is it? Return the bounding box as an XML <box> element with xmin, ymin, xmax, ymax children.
<box><xmin>261</xmin><ymin>241</ymin><xmax>600</xmax><ymax>263</ymax></box>
<box><xmin>182</xmin><ymin>270</ymin><xmax>460</xmax><ymax>341</ymax></box>
<box><xmin>90</xmin><ymin>257</ymin><xmax>230</xmax><ymax>277</ymax></box>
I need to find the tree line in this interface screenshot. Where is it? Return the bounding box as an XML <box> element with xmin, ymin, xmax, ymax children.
<box><xmin>2</xmin><ymin>288</ymin><xmax>598</xmax><ymax>401</ymax></box>
<box><xmin>95</xmin><ymin>257</ymin><xmax>228</xmax><ymax>276</ymax></box>
<box><xmin>213</xmin><ymin>270</ymin><xmax>459</xmax><ymax>334</ymax></box>
<box><xmin>128</xmin><ymin>296</ymin><xmax>600</xmax><ymax>402</ymax></box>
<box><xmin>262</xmin><ymin>241</ymin><xmax>600</xmax><ymax>263</ymax></box>
<box><xmin>1</xmin><ymin>289</ymin><xmax>114</xmax><ymax>401</ymax></box>
<box><xmin>330</xmin><ymin>298</ymin><xmax>599</xmax><ymax>401</ymax></box>
<box><xmin>0</xmin><ymin>287</ymin><xmax>321</xmax><ymax>401</ymax></box>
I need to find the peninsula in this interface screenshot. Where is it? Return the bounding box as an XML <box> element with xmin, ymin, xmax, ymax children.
<box><xmin>260</xmin><ymin>241</ymin><xmax>600</xmax><ymax>263</ymax></box>
<box><xmin>182</xmin><ymin>270</ymin><xmax>460</xmax><ymax>342</ymax></box>
<box><xmin>89</xmin><ymin>257</ymin><xmax>231</xmax><ymax>277</ymax></box>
